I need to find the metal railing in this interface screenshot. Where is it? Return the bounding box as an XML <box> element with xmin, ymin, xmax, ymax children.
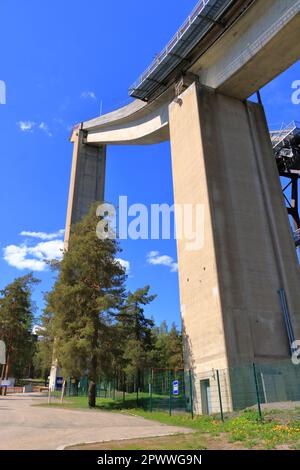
<box><xmin>129</xmin><ymin>0</ymin><xmax>212</xmax><ymax>95</ymax></box>
<box><xmin>270</xmin><ymin>121</ymin><xmax>300</xmax><ymax>148</ymax></box>
<box><xmin>294</xmin><ymin>229</ymin><xmax>300</xmax><ymax>246</ymax></box>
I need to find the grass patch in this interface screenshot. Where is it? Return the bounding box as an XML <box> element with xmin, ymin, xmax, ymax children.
<box><xmin>37</xmin><ymin>393</ymin><xmax>158</xmax><ymax>412</ymax></box>
<box><xmin>68</xmin><ymin>433</ymin><xmax>208</xmax><ymax>451</ymax></box>
<box><xmin>38</xmin><ymin>395</ymin><xmax>117</xmax><ymax>410</ymax></box>
<box><xmin>40</xmin><ymin>396</ymin><xmax>300</xmax><ymax>450</ymax></box>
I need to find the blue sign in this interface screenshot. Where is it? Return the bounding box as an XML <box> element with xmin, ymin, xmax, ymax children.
<box><xmin>173</xmin><ymin>380</ymin><xmax>179</xmax><ymax>396</ymax></box>
<box><xmin>56</xmin><ymin>377</ymin><xmax>64</xmax><ymax>390</ymax></box>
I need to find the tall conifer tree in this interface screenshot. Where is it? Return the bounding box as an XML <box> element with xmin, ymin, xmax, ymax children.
<box><xmin>47</xmin><ymin>204</ymin><xmax>126</xmax><ymax>407</ymax></box>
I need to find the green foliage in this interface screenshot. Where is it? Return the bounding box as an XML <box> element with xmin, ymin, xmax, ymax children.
<box><xmin>0</xmin><ymin>273</ymin><xmax>40</xmax><ymax>378</ymax></box>
<box><xmin>36</xmin><ymin>204</ymin><xmax>184</xmax><ymax>394</ymax></box>
<box><xmin>33</xmin><ymin>309</ymin><xmax>54</xmax><ymax>378</ymax></box>
<box><xmin>115</xmin><ymin>292</ymin><xmax>183</xmax><ymax>385</ymax></box>
<box><xmin>45</xmin><ymin>203</ymin><xmax>126</xmax><ymax>382</ymax></box>
<box><xmin>118</xmin><ymin>287</ymin><xmax>156</xmax><ymax>344</ymax></box>
<box><xmin>151</xmin><ymin>322</ymin><xmax>183</xmax><ymax>369</ymax></box>
<box><xmin>116</xmin><ymin>286</ymin><xmax>156</xmax><ymax>380</ymax></box>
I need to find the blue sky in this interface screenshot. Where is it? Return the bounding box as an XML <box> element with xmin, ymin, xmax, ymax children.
<box><xmin>0</xmin><ymin>0</ymin><xmax>299</xmax><ymax>328</ymax></box>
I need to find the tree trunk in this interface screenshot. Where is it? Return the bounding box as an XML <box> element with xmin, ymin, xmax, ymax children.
<box><xmin>88</xmin><ymin>313</ymin><xmax>98</xmax><ymax>408</ymax></box>
<box><xmin>0</xmin><ymin>363</ymin><xmax>5</xmax><ymax>381</ymax></box>
<box><xmin>88</xmin><ymin>380</ymin><xmax>96</xmax><ymax>408</ymax></box>
<box><xmin>0</xmin><ymin>364</ymin><xmax>5</xmax><ymax>396</ymax></box>
<box><xmin>4</xmin><ymin>351</ymin><xmax>10</xmax><ymax>379</ymax></box>
<box><xmin>60</xmin><ymin>380</ymin><xmax>66</xmax><ymax>404</ymax></box>
<box><xmin>2</xmin><ymin>352</ymin><xmax>10</xmax><ymax>396</ymax></box>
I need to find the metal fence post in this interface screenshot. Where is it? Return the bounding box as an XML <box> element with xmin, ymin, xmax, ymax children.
<box><xmin>149</xmin><ymin>369</ymin><xmax>153</xmax><ymax>412</ymax></box>
<box><xmin>189</xmin><ymin>369</ymin><xmax>194</xmax><ymax>419</ymax></box>
<box><xmin>136</xmin><ymin>369</ymin><xmax>140</xmax><ymax>408</ymax></box>
<box><xmin>253</xmin><ymin>363</ymin><xmax>263</xmax><ymax>421</ymax></box>
<box><xmin>169</xmin><ymin>371</ymin><xmax>172</xmax><ymax>416</ymax></box>
<box><xmin>216</xmin><ymin>369</ymin><xmax>224</xmax><ymax>422</ymax></box>
<box><xmin>123</xmin><ymin>372</ymin><xmax>126</xmax><ymax>404</ymax></box>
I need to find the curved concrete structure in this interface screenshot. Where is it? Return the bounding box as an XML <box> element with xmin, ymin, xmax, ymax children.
<box><xmin>86</xmin><ymin>102</ymin><xmax>170</xmax><ymax>146</ymax></box>
<box><xmin>78</xmin><ymin>87</ymin><xmax>174</xmax><ymax>146</ymax></box>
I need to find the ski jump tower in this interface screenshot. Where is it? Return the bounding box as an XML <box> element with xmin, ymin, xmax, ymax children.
<box><xmin>60</xmin><ymin>0</ymin><xmax>300</xmax><ymax>411</ymax></box>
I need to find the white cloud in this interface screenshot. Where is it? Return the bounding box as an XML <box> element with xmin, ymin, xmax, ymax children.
<box><xmin>3</xmin><ymin>229</ymin><xmax>65</xmax><ymax>272</ymax></box>
<box><xmin>81</xmin><ymin>91</ymin><xmax>97</xmax><ymax>100</ymax></box>
<box><xmin>17</xmin><ymin>121</ymin><xmax>52</xmax><ymax>136</ymax></box>
<box><xmin>29</xmin><ymin>240</ymin><xmax>64</xmax><ymax>260</ymax></box>
<box><xmin>147</xmin><ymin>251</ymin><xmax>178</xmax><ymax>273</ymax></box>
<box><xmin>3</xmin><ymin>240</ymin><xmax>64</xmax><ymax>272</ymax></box>
<box><xmin>20</xmin><ymin>229</ymin><xmax>65</xmax><ymax>241</ymax></box>
<box><xmin>116</xmin><ymin>258</ymin><xmax>130</xmax><ymax>273</ymax></box>
<box><xmin>3</xmin><ymin>244</ymin><xmax>45</xmax><ymax>271</ymax></box>
<box><xmin>39</xmin><ymin>122</ymin><xmax>52</xmax><ymax>137</ymax></box>
<box><xmin>18</xmin><ymin>121</ymin><xmax>36</xmax><ymax>132</ymax></box>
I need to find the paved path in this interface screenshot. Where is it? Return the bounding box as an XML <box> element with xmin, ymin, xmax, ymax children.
<box><xmin>0</xmin><ymin>394</ymin><xmax>191</xmax><ymax>450</ymax></box>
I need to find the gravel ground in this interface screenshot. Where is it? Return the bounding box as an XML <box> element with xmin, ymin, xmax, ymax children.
<box><xmin>0</xmin><ymin>393</ymin><xmax>192</xmax><ymax>450</ymax></box>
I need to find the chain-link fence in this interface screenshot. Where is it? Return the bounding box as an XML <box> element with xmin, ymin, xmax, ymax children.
<box><xmin>62</xmin><ymin>359</ymin><xmax>300</xmax><ymax>419</ymax></box>
<box><xmin>65</xmin><ymin>369</ymin><xmax>194</xmax><ymax>416</ymax></box>
<box><xmin>67</xmin><ymin>376</ymin><xmax>117</xmax><ymax>399</ymax></box>
<box><xmin>141</xmin><ymin>369</ymin><xmax>193</xmax><ymax>416</ymax></box>
<box><xmin>194</xmin><ymin>359</ymin><xmax>300</xmax><ymax>420</ymax></box>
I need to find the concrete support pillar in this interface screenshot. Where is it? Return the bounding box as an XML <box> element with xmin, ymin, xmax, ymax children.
<box><xmin>64</xmin><ymin>128</ymin><xmax>106</xmax><ymax>246</ymax></box>
<box><xmin>169</xmin><ymin>83</ymin><xmax>300</xmax><ymax>412</ymax></box>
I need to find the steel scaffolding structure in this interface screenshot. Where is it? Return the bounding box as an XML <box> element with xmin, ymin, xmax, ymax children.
<box><xmin>271</xmin><ymin>121</ymin><xmax>300</xmax><ymax>247</ymax></box>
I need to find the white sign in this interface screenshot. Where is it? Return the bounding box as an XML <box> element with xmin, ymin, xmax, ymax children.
<box><xmin>1</xmin><ymin>380</ymin><xmax>11</xmax><ymax>387</ymax></box>
<box><xmin>0</xmin><ymin>340</ymin><xmax>6</xmax><ymax>364</ymax></box>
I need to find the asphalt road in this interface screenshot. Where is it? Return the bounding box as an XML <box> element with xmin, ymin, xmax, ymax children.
<box><xmin>0</xmin><ymin>393</ymin><xmax>191</xmax><ymax>450</ymax></box>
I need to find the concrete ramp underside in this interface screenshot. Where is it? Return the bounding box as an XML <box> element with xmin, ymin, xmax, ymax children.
<box><xmin>86</xmin><ymin>103</ymin><xmax>169</xmax><ymax>146</ymax></box>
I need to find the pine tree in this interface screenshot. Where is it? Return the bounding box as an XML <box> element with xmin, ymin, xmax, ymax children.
<box><xmin>46</xmin><ymin>204</ymin><xmax>126</xmax><ymax>407</ymax></box>
<box><xmin>0</xmin><ymin>274</ymin><xmax>40</xmax><ymax>380</ymax></box>
<box><xmin>117</xmin><ymin>287</ymin><xmax>156</xmax><ymax>343</ymax></box>
<box><xmin>117</xmin><ymin>286</ymin><xmax>156</xmax><ymax>391</ymax></box>
<box><xmin>151</xmin><ymin>321</ymin><xmax>183</xmax><ymax>369</ymax></box>
<box><xmin>33</xmin><ymin>305</ymin><xmax>55</xmax><ymax>383</ymax></box>
<box><xmin>166</xmin><ymin>323</ymin><xmax>184</xmax><ymax>369</ymax></box>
